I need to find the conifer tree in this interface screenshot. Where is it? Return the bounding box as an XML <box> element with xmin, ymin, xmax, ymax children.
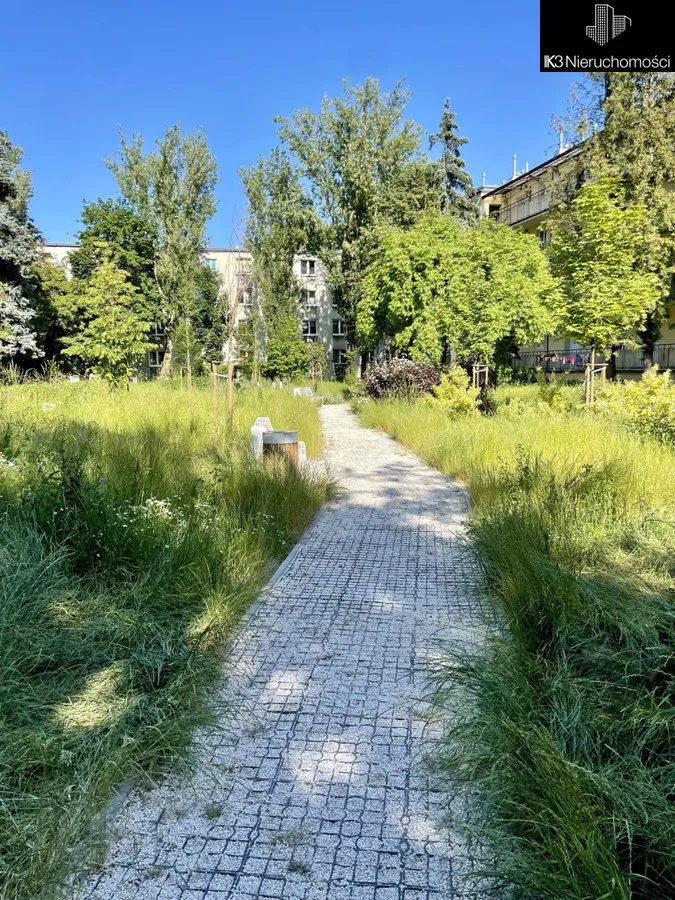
<box><xmin>429</xmin><ymin>99</ymin><xmax>477</xmax><ymax>223</ymax></box>
<box><xmin>0</xmin><ymin>131</ymin><xmax>41</xmax><ymax>359</ymax></box>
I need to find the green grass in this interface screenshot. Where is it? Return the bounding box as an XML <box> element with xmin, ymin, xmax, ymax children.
<box><xmin>358</xmin><ymin>395</ymin><xmax>675</xmax><ymax>899</ymax></box>
<box><xmin>0</xmin><ymin>379</ymin><xmax>330</xmax><ymax>899</ymax></box>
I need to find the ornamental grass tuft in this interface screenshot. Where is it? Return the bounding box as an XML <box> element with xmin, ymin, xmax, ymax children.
<box><xmin>0</xmin><ymin>379</ymin><xmax>329</xmax><ymax>899</ymax></box>
<box><xmin>359</xmin><ymin>391</ymin><xmax>675</xmax><ymax>899</ymax></box>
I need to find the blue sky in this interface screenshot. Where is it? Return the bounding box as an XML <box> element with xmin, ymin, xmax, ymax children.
<box><xmin>3</xmin><ymin>0</ymin><xmax>576</xmax><ymax>244</ymax></box>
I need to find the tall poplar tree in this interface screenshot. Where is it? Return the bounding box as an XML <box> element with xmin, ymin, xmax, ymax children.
<box><xmin>240</xmin><ymin>149</ymin><xmax>311</xmax><ymax>379</ymax></box>
<box><xmin>276</xmin><ymin>78</ymin><xmax>424</xmax><ymax>348</ymax></box>
<box><xmin>106</xmin><ymin>124</ymin><xmax>218</xmax><ymax>376</ymax></box>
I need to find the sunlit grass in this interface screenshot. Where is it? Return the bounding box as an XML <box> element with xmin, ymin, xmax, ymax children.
<box><xmin>358</xmin><ymin>395</ymin><xmax>675</xmax><ymax>899</ymax></box>
<box><xmin>0</xmin><ymin>378</ymin><xmax>330</xmax><ymax>899</ymax></box>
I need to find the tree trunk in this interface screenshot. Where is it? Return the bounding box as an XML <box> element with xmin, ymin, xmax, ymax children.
<box><xmin>606</xmin><ymin>347</ymin><xmax>617</xmax><ymax>381</ymax></box>
<box><xmin>159</xmin><ymin>338</ymin><xmax>173</xmax><ymax>378</ymax></box>
<box><xmin>641</xmin><ymin>310</ymin><xmax>659</xmax><ymax>372</ymax></box>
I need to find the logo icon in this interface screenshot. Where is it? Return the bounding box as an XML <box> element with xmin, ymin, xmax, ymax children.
<box><xmin>586</xmin><ymin>4</ymin><xmax>632</xmax><ymax>45</ymax></box>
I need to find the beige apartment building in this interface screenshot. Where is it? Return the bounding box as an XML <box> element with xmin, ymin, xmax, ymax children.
<box><xmin>478</xmin><ymin>144</ymin><xmax>675</xmax><ymax>375</ymax></box>
<box><xmin>43</xmin><ymin>244</ymin><xmax>349</xmax><ymax>379</ymax></box>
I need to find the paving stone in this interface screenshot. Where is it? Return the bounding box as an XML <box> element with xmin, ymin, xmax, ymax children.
<box><xmin>80</xmin><ymin>405</ymin><xmax>485</xmax><ymax>899</ymax></box>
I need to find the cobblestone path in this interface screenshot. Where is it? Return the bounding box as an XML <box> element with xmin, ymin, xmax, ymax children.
<box><xmin>82</xmin><ymin>404</ymin><xmax>485</xmax><ymax>900</ymax></box>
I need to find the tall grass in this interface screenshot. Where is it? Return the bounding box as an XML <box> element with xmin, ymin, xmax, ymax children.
<box><xmin>0</xmin><ymin>380</ymin><xmax>329</xmax><ymax>899</ymax></box>
<box><xmin>358</xmin><ymin>397</ymin><xmax>675</xmax><ymax>899</ymax></box>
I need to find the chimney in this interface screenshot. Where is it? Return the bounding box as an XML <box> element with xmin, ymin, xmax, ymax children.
<box><xmin>558</xmin><ymin>128</ymin><xmax>564</xmax><ymax>154</ymax></box>
<box><xmin>513</xmin><ymin>155</ymin><xmax>517</xmax><ymax>178</ymax></box>
<box><xmin>525</xmin><ymin>160</ymin><xmax>529</xmax><ymax>172</ymax></box>
<box><xmin>482</xmin><ymin>172</ymin><xmax>486</xmax><ymax>187</ymax></box>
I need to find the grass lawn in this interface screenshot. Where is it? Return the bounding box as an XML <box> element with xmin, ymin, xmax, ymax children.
<box><xmin>358</xmin><ymin>391</ymin><xmax>675</xmax><ymax>899</ymax></box>
<box><xmin>0</xmin><ymin>379</ymin><xmax>329</xmax><ymax>899</ymax></box>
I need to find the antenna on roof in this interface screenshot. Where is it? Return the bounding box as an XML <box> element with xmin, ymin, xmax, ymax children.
<box><xmin>66</xmin><ymin>232</ymin><xmax>70</xmax><ymax>243</ymax></box>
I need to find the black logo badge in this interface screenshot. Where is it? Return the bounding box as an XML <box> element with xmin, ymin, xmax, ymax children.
<box><xmin>541</xmin><ymin>1</ymin><xmax>673</xmax><ymax>72</ymax></box>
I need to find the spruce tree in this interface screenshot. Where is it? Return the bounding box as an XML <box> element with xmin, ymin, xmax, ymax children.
<box><xmin>0</xmin><ymin>131</ymin><xmax>41</xmax><ymax>359</ymax></box>
<box><xmin>429</xmin><ymin>99</ymin><xmax>477</xmax><ymax>223</ymax></box>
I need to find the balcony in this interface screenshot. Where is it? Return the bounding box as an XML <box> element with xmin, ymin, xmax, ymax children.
<box><xmin>491</xmin><ymin>189</ymin><xmax>550</xmax><ymax>226</ymax></box>
<box><xmin>512</xmin><ymin>344</ymin><xmax>675</xmax><ymax>373</ymax></box>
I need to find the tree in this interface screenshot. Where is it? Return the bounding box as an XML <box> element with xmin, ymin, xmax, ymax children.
<box><xmin>555</xmin><ymin>74</ymin><xmax>675</xmax><ymax>369</ymax></box>
<box><xmin>32</xmin><ymin>254</ymin><xmax>72</xmax><ymax>361</ymax></box>
<box><xmin>0</xmin><ymin>131</ymin><xmax>41</xmax><ymax>360</ymax></box>
<box><xmin>548</xmin><ymin>177</ymin><xmax>660</xmax><ymax>364</ymax></box>
<box><xmin>69</xmin><ymin>198</ymin><xmax>160</xmax><ymax>322</ymax></box>
<box><xmin>276</xmin><ymin>78</ymin><xmax>425</xmax><ymax>344</ymax></box>
<box><xmin>262</xmin><ymin>318</ymin><xmax>309</xmax><ymax>380</ymax></box>
<box><xmin>61</xmin><ymin>245</ymin><xmax>155</xmax><ymax>384</ymax></box>
<box><xmin>358</xmin><ymin>216</ymin><xmax>557</xmax><ymax>367</ymax></box>
<box><xmin>235</xmin><ymin>312</ymin><xmax>264</xmax><ymax>381</ymax></box>
<box><xmin>306</xmin><ymin>339</ymin><xmax>328</xmax><ymax>384</ymax></box>
<box><xmin>429</xmin><ymin>98</ymin><xmax>476</xmax><ymax>222</ymax></box>
<box><xmin>106</xmin><ymin>125</ymin><xmax>218</xmax><ymax>377</ymax></box>
<box><xmin>192</xmin><ymin>265</ymin><xmax>228</xmax><ymax>365</ymax></box>
<box><xmin>240</xmin><ymin>149</ymin><xmax>311</xmax><ymax>378</ymax></box>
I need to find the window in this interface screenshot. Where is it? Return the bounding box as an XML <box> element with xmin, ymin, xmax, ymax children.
<box><xmin>301</xmin><ymin>289</ymin><xmax>317</xmax><ymax>306</ymax></box>
<box><xmin>151</xmin><ymin>322</ymin><xmax>164</xmax><ymax>337</ymax></box>
<box><xmin>539</xmin><ymin>230</ymin><xmax>551</xmax><ymax>248</ymax></box>
<box><xmin>205</xmin><ymin>258</ymin><xmax>217</xmax><ymax>270</ymax></box>
<box><xmin>300</xmin><ymin>259</ymin><xmax>316</xmax><ymax>276</ymax></box>
<box><xmin>302</xmin><ymin>320</ymin><xmax>317</xmax><ymax>340</ymax></box>
<box><xmin>148</xmin><ymin>350</ymin><xmax>166</xmax><ymax>369</ymax></box>
<box><xmin>333</xmin><ymin>319</ymin><xmax>346</xmax><ymax>337</ymax></box>
<box><xmin>488</xmin><ymin>204</ymin><xmax>501</xmax><ymax>218</ymax></box>
<box><xmin>333</xmin><ymin>348</ymin><xmax>347</xmax><ymax>366</ymax></box>
<box><xmin>239</xmin><ymin>289</ymin><xmax>252</xmax><ymax>306</ymax></box>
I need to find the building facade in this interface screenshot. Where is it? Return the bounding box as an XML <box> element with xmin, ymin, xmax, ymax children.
<box><xmin>43</xmin><ymin>244</ymin><xmax>348</xmax><ymax>379</ymax></box>
<box><xmin>478</xmin><ymin>146</ymin><xmax>675</xmax><ymax>375</ymax></box>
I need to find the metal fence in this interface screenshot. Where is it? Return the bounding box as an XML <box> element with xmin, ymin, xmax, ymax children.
<box><xmin>511</xmin><ymin>344</ymin><xmax>675</xmax><ymax>373</ymax></box>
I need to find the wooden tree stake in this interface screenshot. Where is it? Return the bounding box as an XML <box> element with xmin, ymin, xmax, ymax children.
<box><xmin>227</xmin><ymin>361</ymin><xmax>234</xmax><ymax>432</ymax></box>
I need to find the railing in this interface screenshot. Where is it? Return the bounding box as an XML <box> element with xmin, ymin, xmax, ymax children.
<box><xmin>511</xmin><ymin>344</ymin><xmax>675</xmax><ymax>373</ymax></box>
<box><xmin>492</xmin><ymin>189</ymin><xmax>550</xmax><ymax>226</ymax></box>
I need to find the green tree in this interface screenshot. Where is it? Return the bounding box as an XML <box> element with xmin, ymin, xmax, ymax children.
<box><xmin>61</xmin><ymin>246</ymin><xmax>155</xmax><ymax>384</ymax></box>
<box><xmin>262</xmin><ymin>317</ymin><xmax>309</xmax><ymax>380</ymax></box>
<box><xmin>192</xmin><ymin>265</ymin><xmax>228</xmax><ymax>365</ymax></box>
<box><xmin>69</xmin><ymin>198</ymin><xmax>160</xmax><ymax>321</ymax></box>
<box><xmin>235</xmin><ymin>312</ymin><xmax>264</xmax><ymax>380</ymax></box>
<box><xmin>306</xmin><ymin>339</ymin><xmax>328</xmax><ymax>383</ymax></box>
<box><xmin>555</xmin><ymin>74</ymin><xmax>675</xmax><ymax>369</ymax></box>
<box><xmin>106</xmin><ymin>124</ymin><xmax>218</xmax><ymax>377</ymax></box>
<box><xmin>32</xmin><ymin>254</ymin><xmax>72</xmax><ymax>362</ymax></box>
<box><xmin>276</xmin><ymin>78</ymin><xmax>425</xmax><ymax>344</ymax></box>
<box><xmin>240</xmin><ymin>149</ymin><xmax>311</xmax><ymax>378</ymax></box>
<box><xmin>358</xmin><ymin>216</ymin><xmax>557</xmax><ymax>367</ymax></box>
<box><xmin>429</xmin><ymin>98</ymin><xmax>476</xmax><ymax>222</ymax></box>
<box><xmin>548</xmin><ymin>177</ymin><xmax>660</xmax><ymax>364</ymax></box>
<box><xmin>0</xmin><ymin>131</ymin><xmax>41</xmax><ymax>360</ymax></box>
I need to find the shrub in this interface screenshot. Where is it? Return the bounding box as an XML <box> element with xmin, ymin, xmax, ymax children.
<box><xmin>595</xmin><ymin>367</ymin><xmax>675</xmax><ymax>442</ymax></box>
<box><xmin>421</xmin><ymin>366</ymin><xmax>479</xmax><ymax>418</ymax></box>
<box><xmin>364</xmin><ymin>358</ymin><xmax>440</xmax><ymax>400</ymax></box>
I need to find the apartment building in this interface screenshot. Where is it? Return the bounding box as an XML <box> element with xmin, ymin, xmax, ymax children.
<box><xmin>43</xmin><ymin>244</ymin><xmax>348</xmax><ymax>379</ymax></box>
<box><xmin>478</xmin><ymin>145</ymin><xmax>675</xmax><ymax>375</ymax></box>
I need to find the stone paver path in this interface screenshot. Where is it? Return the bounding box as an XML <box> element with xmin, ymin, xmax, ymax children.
<box><xmin>82</xmin><ymin>404</ymin><xmax>485</xmax><ymax>900</ymax></box>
